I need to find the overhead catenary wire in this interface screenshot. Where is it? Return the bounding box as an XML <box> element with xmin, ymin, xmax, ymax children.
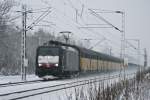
<box><xmin>0</xmin><ymin>7</ymin><xmax>53</xmax><ymax>27</ymax></box>
<box><xmin>13</xmin><ymin>7</ymin><xmax>51</xmax><ymax>13</ymax></box>
<box><xmin>29</xmin><ymin>7</ymin><xmax>52</xmax><ymax>12</ymax></box>
<box><xmin>88</xmin><ymin>9</ymin><xmax>123</xmax><ymax>33</ymax></box>
<box><xmin>27</xmin><ymin>7</ymin><xmax>52</xmax><ymax>30</ymax></box>
<box><xmin>27</xmin><ymin>7</ymin><xmax>52</xmax><ymax>31</ymax></box>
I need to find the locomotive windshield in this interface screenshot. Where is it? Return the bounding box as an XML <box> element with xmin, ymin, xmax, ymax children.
<box><xmin>37</xmin><ymin>47</ymin><xmax>59</xmax><ymax>67</ymax></box>
<box><xmin>38</xmin><ymin>56</ymin><xmax>59</xmax><ymax>64</ymax></box>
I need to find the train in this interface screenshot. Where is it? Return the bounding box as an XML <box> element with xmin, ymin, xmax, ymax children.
<box><xmin>35</xmin><ymin>40</ymin><xmax>125</xmax><ymax>79</ymax></box>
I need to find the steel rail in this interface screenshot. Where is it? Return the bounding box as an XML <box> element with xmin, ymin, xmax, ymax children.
<box><xmin>0</xmin><ymin>80</ymin><xmax>43</xmax><ymax>88</ymax></box>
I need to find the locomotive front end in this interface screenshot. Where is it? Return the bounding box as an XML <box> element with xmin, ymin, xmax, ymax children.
<box><xmin>35</xmin><ymin>46</ymin><xmax>62</xmax><ymax>78</ymax></box>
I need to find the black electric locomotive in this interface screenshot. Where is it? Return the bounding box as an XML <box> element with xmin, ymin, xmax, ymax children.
<box><xmin>35</xmin><ymin>41</ymin><xmax>80</xmax><ymax>78</ymax></box>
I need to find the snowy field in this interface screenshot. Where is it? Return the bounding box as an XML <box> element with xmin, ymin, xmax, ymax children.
<box><xmin>0</xmin><ymin>67</ymin><xmax>138</xmax><ymax>100</ymax></box>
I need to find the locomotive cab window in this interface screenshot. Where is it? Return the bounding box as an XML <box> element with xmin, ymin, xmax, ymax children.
<box><xmin>37</xmin><ymin>47</ymin><xmax>59</xmax><ymax>68</ymax></box>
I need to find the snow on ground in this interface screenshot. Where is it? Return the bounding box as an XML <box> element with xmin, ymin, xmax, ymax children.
<box><xmin>0</xmin><ymin>67</ymin><xmax>138</xmax><ymax>100</ymax></box>
<box><xmin>0</xmin><ymin>75</ymin><xmax>41</xmax><ymax>84</ymax></box>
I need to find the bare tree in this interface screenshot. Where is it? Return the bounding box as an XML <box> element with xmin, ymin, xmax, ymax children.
<box><xmin>0</xmin><ymin>0</ymin><xmax>15</xmax><ymax>33</ymax></box>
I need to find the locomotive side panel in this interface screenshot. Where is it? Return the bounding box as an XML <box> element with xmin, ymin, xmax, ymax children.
<box><xmin>64</xmin><ymin>50</ymin><xmax>79</xmax><ymax>71</ymax></box>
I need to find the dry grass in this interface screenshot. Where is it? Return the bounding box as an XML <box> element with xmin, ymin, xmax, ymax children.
<box><xmin>65</xmin><ymin>68</ymin><xmax>150</xmax><ymax>100</ymax></box>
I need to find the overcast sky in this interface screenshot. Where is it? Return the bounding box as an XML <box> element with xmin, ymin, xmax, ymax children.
<box><xmin>16</xmin><ymin>0</ymin><xmax>150</xmax><ymax>64</ymax></box>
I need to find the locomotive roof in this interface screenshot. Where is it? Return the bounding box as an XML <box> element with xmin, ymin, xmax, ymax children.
<box><xmin>42</xmin><ymin>40</ymin><xmax>123</xmax><ymax>62</ymax></box>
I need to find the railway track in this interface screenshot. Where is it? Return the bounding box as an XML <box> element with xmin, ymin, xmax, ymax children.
<box><xmin>0</xmin><ymin>80</ymin><xmax>44</xmax><ymax>88</ymax></box>
<box><xmin>0</xmin><ymin>77</ymin><xmax>63</xmax><ymax>88</ymax></box>
<box><xmin>0</xmin><ymin>73</ymin><xmax>135</xmax><ymax>100</ymax></box>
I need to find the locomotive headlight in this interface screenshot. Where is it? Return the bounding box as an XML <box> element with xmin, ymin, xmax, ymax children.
<box><xmin>39</xmin><ymin>63</ymin><xmax>42</xmax><ymax>67</ymax></box>
<box><xmin>55</xmin><ymin>64</ymin><xmax>58</xmax><ymax>67</ymax></box>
